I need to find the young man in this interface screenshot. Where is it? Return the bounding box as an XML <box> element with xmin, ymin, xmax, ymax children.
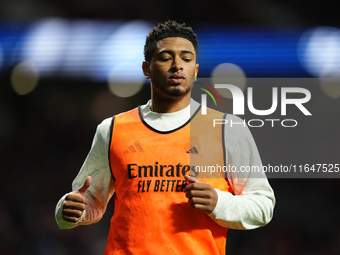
<box><xmin>55</xmin><ymin>20</ymin><xmax>275</xmax><ymax>254</ymax></box>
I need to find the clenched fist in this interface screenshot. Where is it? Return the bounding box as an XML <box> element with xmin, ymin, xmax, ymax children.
<box><xmin>184</xmin><ymin>175</ymin><xmax>218</xmax><ymax>214</ymax></box>
<box><xmin>62</xmin><ymin>176</ymin><xmax>92</xmax><ymax>223</ymax></box>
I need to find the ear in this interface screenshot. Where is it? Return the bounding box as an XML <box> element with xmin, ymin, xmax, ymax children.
<box><xmin>142</xmin><ymin>61</ymin><xmax>150</xmax><ymax>79</ymax></box>
<box><xmin>194</xmin><ymin>63</ymin><xmax>199</xmax><ymax>81</ymax></box>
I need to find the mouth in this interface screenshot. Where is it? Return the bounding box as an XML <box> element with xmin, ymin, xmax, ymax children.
<box><xmin>169</xmin><ymin>74</ymin><xmax>185</xmax><ymax>84</ymax></box>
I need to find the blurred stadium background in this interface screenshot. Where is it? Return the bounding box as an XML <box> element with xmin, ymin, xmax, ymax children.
<box><xmin>0</xmin><ymin>0</ymin><xmax>339</xmax><ymax>254</ymax></box>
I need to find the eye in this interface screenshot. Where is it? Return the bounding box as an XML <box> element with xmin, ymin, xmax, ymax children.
<box><xmin>159</xmin><ymin>55</ymin><xmax>172</xmax><ymax>62</ymax></box>
<box><xmin>182</xmin><ymin>54</ymin><xmax>193</xmax><ymax>62</ymax></box>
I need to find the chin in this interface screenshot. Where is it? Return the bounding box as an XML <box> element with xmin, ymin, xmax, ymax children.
<box><xmin>167</xmin><ymin>87</ymin><xmax>190</xmax><ymax>98</ymax></box>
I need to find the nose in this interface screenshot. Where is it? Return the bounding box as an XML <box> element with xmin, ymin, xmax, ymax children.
<box><xmin>170</xmin><ymin>56</ymin><xmax>183</xmax><ymax>72</ymax></box>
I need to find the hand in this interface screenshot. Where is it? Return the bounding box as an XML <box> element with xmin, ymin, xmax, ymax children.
<box><xmin>184</xmin><ymin>175</ymin><xmax>218</xmax><ymax>214</ymax></box>
<box><xmin>62</xmin><ymin>176</ymin><xmax>92</xmax><ymax>223</ymax></box>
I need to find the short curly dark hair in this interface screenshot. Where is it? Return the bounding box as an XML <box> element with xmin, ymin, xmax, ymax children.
<box><xmin>144</xmin><ymin>20</ymin><xmax>198</xmax><ymax>62</ymax></box>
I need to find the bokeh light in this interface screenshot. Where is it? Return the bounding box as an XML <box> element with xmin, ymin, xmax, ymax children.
<box><xmin>96</xmin><ymin>20</ymin><xmax>152</xmax><ymax>87</ymax></box>
<box><xmin>319</xmin><ymin>78</ymin><xmax>340</xmax><ymax>98</ymax></box>
<box><xmin>298</xmin><ymin>26</ymin><xmax>340</xmax><ymax>78</ymax></box>
<box><xmin>61</xmin><ymin>20</ymin><xmax>108</xmax><ymax>78</ymax></box>
<box><xmin>11</xmin><ymin>61</ymin><xmax>39</xmax><ymax>95</ymax></box>
<box><xmin>211</xmin><ymin>63</ymin><xmax>247</xmax><ymax>99</ymax></box>
<box><xmin>298</xmin><ymin>26</ymin><xmax>340</xmax><ymax>99</ymax></box>
<box><xmin>108</xmin><ymin>62</ymin><xmax>145</xmax><ymax>97</ymax></box>
<box><xmin>21</xmin><ymin>18</ymin><xmax>70</xmax><ymax>76</ymax></box>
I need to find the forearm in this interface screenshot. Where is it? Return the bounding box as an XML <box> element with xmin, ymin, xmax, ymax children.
<box><xmin>55</xmin><ymin>117</ymin><xmax>115</xmax><ymax>229</ymax></box>
<box><xmin>213</xmin><ymin>114</ymin><xmax>275</xmax><ymax>229</ymax></box>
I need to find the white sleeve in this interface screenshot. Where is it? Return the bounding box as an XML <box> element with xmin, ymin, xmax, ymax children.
<box><xmin>55</xmin><ymin>118</ymin><xmax>115</xmax><ymax>229</ymax></box>
<box><xmin>207</xmin><ymin>115</ymin><xmax>275</xmax><ymax>230</ymax></box>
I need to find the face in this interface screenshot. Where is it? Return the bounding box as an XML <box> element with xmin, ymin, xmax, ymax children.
<box><xmin>142</xmin><ymin>37</ymin><xmax>199</xmax><ymax>100</ymax></box>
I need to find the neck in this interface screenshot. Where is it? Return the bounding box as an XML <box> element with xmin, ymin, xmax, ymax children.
<box><xmin>151</xmin><ymin>95</ymin><xmax>190</xmax><ymax>113</ymax></box>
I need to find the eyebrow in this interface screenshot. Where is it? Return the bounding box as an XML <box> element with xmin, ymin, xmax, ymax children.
<box><xmin>158</xmin><ymin>50</ymin><xmax>195</xmax><ymax>56</ymax></box>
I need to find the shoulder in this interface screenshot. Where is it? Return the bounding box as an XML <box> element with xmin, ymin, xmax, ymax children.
<box><xmin>192</xmin><ymin>107</ymin><xmax>225</xmax><ymax>124</ymax></box>
<box><xmin>97</xmin><ymin>117</ymin><xmax>114</xmax><ymax>134</ymax></box>
<box><xmin>221</xmin><ymin>114</ymin><xmax>258</xmax><ymax>148</ymax></box>
<box><xmin>224</xmin><ymin>114</ymin><xmax>250</xmax><ymax>133</ymax></box>
<box><xmin>93</xmin><ymin>117</ymin><xmax>114</xmax><ymax>145</ymax></box>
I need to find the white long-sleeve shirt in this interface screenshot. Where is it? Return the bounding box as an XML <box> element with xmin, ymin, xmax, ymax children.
<box><xmin>55</xmin><ymin>99</ymin><xmax>275</xmax><ymax>230</ymax></box>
